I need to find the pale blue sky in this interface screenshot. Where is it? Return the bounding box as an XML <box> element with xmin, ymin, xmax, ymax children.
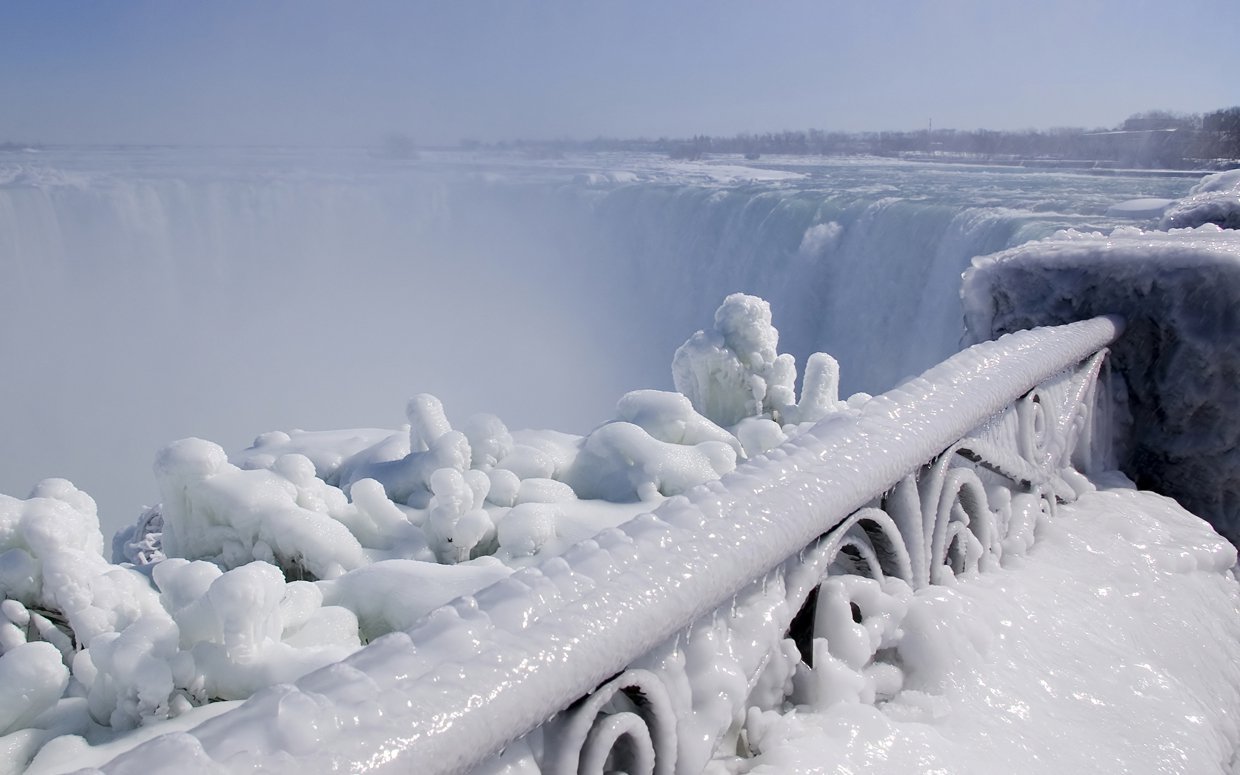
<box><xmin>1</xmin><ymin>0</ymin><xmax>1236</xmax><ymax>146</ymax></box>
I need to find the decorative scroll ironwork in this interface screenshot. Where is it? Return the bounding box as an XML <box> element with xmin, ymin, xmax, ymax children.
<box><xmin>546</xmin><ymin>669</ymin><xmax>678</xmax><ymax>775</ymax></box>
<box><xmin>511</xmin><ymin>345</ymin><xmax>1114</xmax><ymax>775</ymax></box>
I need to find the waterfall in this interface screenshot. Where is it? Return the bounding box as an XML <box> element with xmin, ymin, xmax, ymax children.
<box><xmin>0</xmin><ymin>151</ymin><xmax>1193</xmax><ymax>532</ymax></box>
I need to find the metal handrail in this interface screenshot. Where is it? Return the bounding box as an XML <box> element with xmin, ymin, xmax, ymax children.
<box><xmin>100</xmin><ymin>316</ymin><xmax>1122</xmax><ymax>774</ymax></box>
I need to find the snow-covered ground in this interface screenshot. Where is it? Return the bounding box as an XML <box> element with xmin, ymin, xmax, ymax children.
<box><xmin>736</xmin><ymin>482</ymin><xmax>1240</xmax><ymax>775</ymax></box>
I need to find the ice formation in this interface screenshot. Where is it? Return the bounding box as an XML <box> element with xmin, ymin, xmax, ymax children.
<box><xmin>66</xmin><ymin>315</ymin><xmax>1212</xmax><ymax>774</ymax></box>
<box><xmin>0</xmin><ymin>480</ymin><xmax>360</xmax><ymax>769</ymax></box>
<box><xmin>0</xmin><ymin>294</ymin><xmax>853</xmax><ymax>772</ymax></box>
<box><xmin>1160</xmin><ymin>168</ymin><xmax>1240</xmax><ymax>230</ymax></box>
<box><xmin>672</xmin><ymin>294</ymin><xmax>799</xmax><ymax>426</ymax></box>
<box><xmin>671</xmin><ymin>293</ymin><xmax>845</xmax><ymax>429</ymax></box>
<box><xmin>963</xmin><ymin>224</ymin><xmax>1240</xmax><ymax>544</ymax></box>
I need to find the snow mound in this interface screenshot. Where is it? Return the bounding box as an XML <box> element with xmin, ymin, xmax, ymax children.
<box><xmin>1160</xmin><ymin>169</ymin><xmax>1240</xmax><ymax>230</ymax></box>
<box><xmin>963</xmin><ymin>224</ymin><xmax>1240</xmax><ymax>544</ymax></box>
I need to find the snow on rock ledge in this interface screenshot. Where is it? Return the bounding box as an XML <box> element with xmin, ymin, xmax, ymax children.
<box><xmin>1160</xmin><ymin>169</ymin><xmax>1240</xmax><ymax>230</ymax></box>
<box><xmin>963</xmin><ymin>224</ymin><xmax>1240</xmax><ymax>544</ymax></box>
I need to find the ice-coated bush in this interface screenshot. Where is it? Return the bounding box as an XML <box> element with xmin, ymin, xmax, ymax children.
<box><xmin>155</xmin><ymin>438</ymin><xmax>367</xmax><ymax>580</ymax></box>
<box><xmin>565</xmin><ymin>422</ymin><xmax>738</xmax><ymax>501</ymax></box>
<box><xmin>0</xmin><ymin>292</ymin><xmax>853</xmax><ymax>763</ymax></box>
<box><xmin>672</xmin><ymin>293</ymin><xmax>799</xmax><ymax>426</ymax></box>
<box><xmin>672</xmin><ymin>292</ymin><xmax>847</xmax><ymax>428</ymax></box>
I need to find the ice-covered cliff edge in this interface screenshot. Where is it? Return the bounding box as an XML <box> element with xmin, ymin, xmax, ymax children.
<box><xmin>963</xmin><ymin>223</ymin><xmax>1240</xmax><ymax>544</ymax></box>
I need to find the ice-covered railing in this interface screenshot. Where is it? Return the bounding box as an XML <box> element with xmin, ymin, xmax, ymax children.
<box><xmin>94</xmin><ymin>314</ymin><xmax>1121</xmax><ymax>773</ymax></box>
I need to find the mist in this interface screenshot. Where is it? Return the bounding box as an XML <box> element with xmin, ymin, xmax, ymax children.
<box><xmin>0</xmin><ymin>152</ymin><xmax>665</xmax><ymax>534</ymax></box>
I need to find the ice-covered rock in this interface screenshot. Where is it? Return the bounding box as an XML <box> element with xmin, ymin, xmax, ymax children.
<box><xmin>1161</xmin><ymin>169</ymin><xmax>1240</xmax><ymax>230</ymax></box>
<box><xmin>496</xmin><ymin>503</ymin><xmax>561</xmax><ymax>559</ymax></box>
<box><xmin>963</xmin><ymin>224</ymin><xmax>1240</xmax><ymax>543</ymax></box>
<box><xmin>734</xmin><ymin>417</ymin><xmax>788</xmax><ymax>458</ymax></box>
<box><xmin>1105</xmin><ymin>197</ymin><xmax>1175</xmax><ymax>219</ymax></box>
<box><xmin>318</xmin><ymin>558</ymin><xmax>509</xmax><ymax>642</ymax></box>
<box><xmin>0</xmin><ymin>643</ymin><xmax>69</xmax><ymax>735</ymax></box>
<box><xmin>341</xmin><ymin>429</ymin><xmax>472</xmax><ymax>509</ymax></box>
<box><xmin>616</xmin><ymin>390</ymin><xmax>742</xmax><ymax>455</ymax></box>
<box><xmin>232</xmin><ymin>428</ymin><xmax>394</xmax><ymax>484</ymax></box>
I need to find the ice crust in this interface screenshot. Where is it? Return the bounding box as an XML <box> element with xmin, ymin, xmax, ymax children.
<box><xmin>963</xmin><ymin>224</ymin><xmax>1240</xmax><ymax>544</ymax></box>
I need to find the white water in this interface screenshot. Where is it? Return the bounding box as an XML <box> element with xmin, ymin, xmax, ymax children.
<box><xmin>0</xmin><ymin>148</ymin><xmax>1196</xmax><ymax>533</ymax></box>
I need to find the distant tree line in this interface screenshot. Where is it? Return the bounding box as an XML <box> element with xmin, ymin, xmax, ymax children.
<box><xmin>494</xmin><ymin>107</ymin><xmax>1240</xmax><ymax>170</ymax></box>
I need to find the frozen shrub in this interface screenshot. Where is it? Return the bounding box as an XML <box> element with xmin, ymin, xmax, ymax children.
<box><xmin>565</xmin><ymin>422</ymin><xmax>737</xmax><ymax>502</ymax></box>
<box><xmin>672</xmin><ymin>293</ymin><xmax>847</xmax><ymax>429</ymax></box>
<box><xmin>155</xmin><ymin>438</ymin><xmax>365</xmax><ymax>580</ymax></box>
<box><xmin>616</xmin><ymin>389</ymin><xmax>742</xmax><ymax>454</ymax></box>
<box><xmin>426</xmin><ymin>468</ymin><xmax>496</xmax><ymax>564</ymax></box>
<box><xmin>672</xmin><ymin>293</ymin><xmax>798</xmax><ymax>426</ymax></box>
<box><xmin>496</xmin><ymin>503</ymin><xmax>560</xmax><ymax>558</ymax></box>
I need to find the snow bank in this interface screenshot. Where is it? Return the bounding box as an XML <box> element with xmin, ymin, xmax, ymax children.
<box><xmin>1161</xmin><ymin>168</ymin><xmax>1240</xmax><ymax>229</ymax></box>
<box><xmin>963</xmin><ymin>224</ymin><xmax>1240</xmax><ymax>544</ymax></box>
